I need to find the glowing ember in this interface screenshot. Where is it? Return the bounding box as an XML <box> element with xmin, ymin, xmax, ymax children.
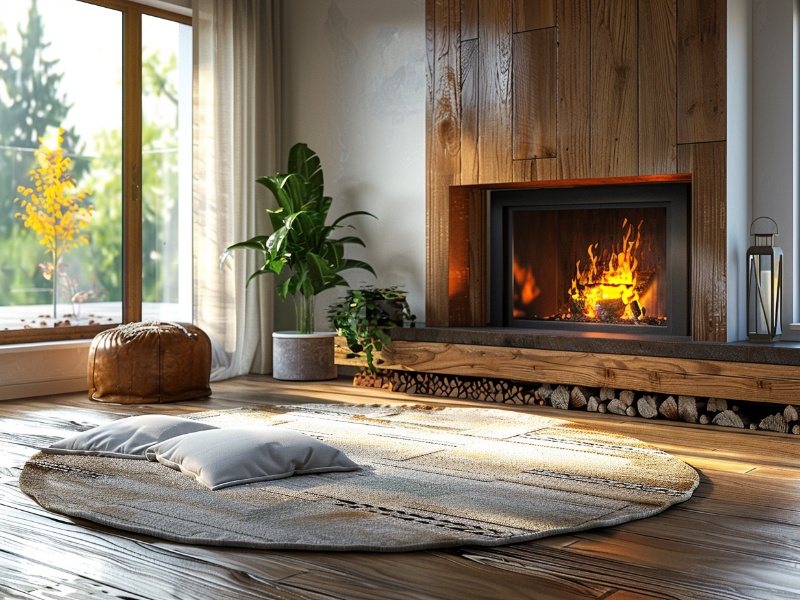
<box><xmin>569</xmin><ymin>219</ymin><xmax>643</xmax><ymax>321</ymax></box>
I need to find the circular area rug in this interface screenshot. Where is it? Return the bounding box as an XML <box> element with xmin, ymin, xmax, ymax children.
<box><xmin>19</xmin><ymin>404</ymin><xmax>699</xmax><ymax>552</ymax></box>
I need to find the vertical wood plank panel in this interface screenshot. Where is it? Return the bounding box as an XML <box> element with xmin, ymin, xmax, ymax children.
<box><xmin>478</xmin><ymin>0</ymin><xmax>513</xmax><ymax>184</ymax></box>
<box><xmin>677</xmin><ymin>0</ymin><xmax>726</xmax><ymax>144</ymax></box>
<box><xmin>556</xmin><ymin>0</ymin><xmax>591</xmax><ymax>179</ymax></box>
<box><xmin>448</xmin><ymin>187</ymin><xmax>487</xmax><ymax>325</ymax></box>
<box><xmin>462</xmin><ymin>0</ymin><xmax>479</xmax><ymax>41</ymax></box>
<box><xmin>679</xmin><ymin>142</ymin><xmax>727</xmax><ymax>342</ymax></box>
<box><xmin>639</xmin><ymin>0</ymin><xmax>677</xmax><ymax>174</ymax></box>
<box><xmin>590</xmin><ymin>0</ymin><xmax>638</xmax><ymax>177</ymax></box>
<box><xmin>513</xmin><ymin>159</ymin><xmax>532</xmax><ymax>182</ymax></box>
<box><xmin>467</xmin><ymin>187</ymin><xmax>488</xmax><ymax>325</ymax></box>
<box><xmin>532</xmin><ymin>158</ymin><xmax>558</xmax><ymax>180</ymax></box>
<box><xmin>514</xmin><ymin>158</ymin><xmax>559</xmax><ymax>181</ymax></box>
<box><xmin>513</xmin><ymin>28</ymin><xmax>557</xmax><ymax>160</ymax></box>
<box><xmin>514</xmin><ymin>0</ymin><xmax>556</xmax><ymax>32</ymax></box>
<box><xmin>427</xmin><ymin>0</ymin><xmax>462</xmax><ymax>327</ymax></box>
<box><xmin>461</xmin><ymin>39</ymin><xmax>480</xmax><ymax>184</ymax></box>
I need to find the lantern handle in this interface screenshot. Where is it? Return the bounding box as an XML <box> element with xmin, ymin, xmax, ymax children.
<box><xmin>750</xmin><ymin>216</ymin><xmax>779</xmax><ymax>237</ymax></box>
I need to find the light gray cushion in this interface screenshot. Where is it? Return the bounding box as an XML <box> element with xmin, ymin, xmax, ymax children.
<box><xmin>43</xmin><ymin>415</ymin><xmax>218</xmax><ymax>459</ymax></box>
<box><xmin>145</xmin><ymin>427</ymin><xmax>360</xmax><ymax>490</ymax></box>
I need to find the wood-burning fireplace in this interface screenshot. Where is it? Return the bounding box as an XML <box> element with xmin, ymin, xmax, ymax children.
<box><xmin>489</xmin><ymin>180</ymin><xmax>690</xmax><ymax>336</ymax></box>
<box><xmin>439</xmin><ymin>174</ymin><xmax>696</xmax><ymax>335</ymax></box>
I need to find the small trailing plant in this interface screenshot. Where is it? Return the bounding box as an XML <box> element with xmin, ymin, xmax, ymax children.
<box><xmin>328</xmin><ymin>286</ymin><xmax>416</xmax><ymax>374</ymax></box>
<box><xmin>14</xmin><ymin>129</ymin><xmax>93</xmax><ymax>320</ymax></box>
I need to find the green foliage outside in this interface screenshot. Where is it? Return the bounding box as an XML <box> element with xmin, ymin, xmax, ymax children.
<box><xmin>0</xmin><ymin>0</ymin><xmax>182</xmax><ymax>316</ymax></box>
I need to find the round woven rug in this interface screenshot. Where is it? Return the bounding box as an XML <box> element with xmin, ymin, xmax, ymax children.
<box><xmin>19</xmin><ymin>404</ymin><xmax>699</xmax><ymax>552</ymax></box>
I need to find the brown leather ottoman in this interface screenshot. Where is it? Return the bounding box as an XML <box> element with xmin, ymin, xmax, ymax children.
<box><xmin>88</xmin><ymin>322</ymin><xmax>212</xmax><ymax>404</ymax></box>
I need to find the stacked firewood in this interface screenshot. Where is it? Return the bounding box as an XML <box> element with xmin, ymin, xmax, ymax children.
<box><xmin>376</xmin><ymin>370</ymin><xmax>800</xmax><ymax>435</ymax></box>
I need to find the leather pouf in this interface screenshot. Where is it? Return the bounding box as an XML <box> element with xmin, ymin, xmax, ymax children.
<box><xmin>88</xmin><ymin>322</ymin><xmax>212</xmax><ymax>404</ymax></box>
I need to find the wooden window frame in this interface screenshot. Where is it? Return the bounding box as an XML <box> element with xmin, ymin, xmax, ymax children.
<box><xmin>0</xmin><ymin>0</ymin><xmax>191</xmax><ymax>345</ymax></box>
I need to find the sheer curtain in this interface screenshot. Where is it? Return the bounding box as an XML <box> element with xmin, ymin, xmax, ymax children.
<box><xmin>193</xmin><ymin>0</ymin><xmax>280</xmax><ymax>380</ymax></box>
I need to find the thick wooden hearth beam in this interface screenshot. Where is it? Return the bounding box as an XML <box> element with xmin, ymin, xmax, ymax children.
<box><xmin>382</xmin><ymin>340</ymin><xmax>800</xmax><ymax>405</ymax></box>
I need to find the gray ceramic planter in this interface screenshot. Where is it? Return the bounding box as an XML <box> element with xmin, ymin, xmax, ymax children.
<box><xmin>272</xmin><ymin>332</ymin><xmax>337</xmax><ymax>381</ymax></box>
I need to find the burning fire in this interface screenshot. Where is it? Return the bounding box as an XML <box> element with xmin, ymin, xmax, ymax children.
<box><xmin>569</xmin><ymin>219</ymin><xmax>643</xmax><ymax>321</ymax></box>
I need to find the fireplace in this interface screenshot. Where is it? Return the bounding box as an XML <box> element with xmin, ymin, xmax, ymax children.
<box><xmin>489</xmin><ymin>181</ymin><xmax>690</xmax><ymax>336</ymax></box>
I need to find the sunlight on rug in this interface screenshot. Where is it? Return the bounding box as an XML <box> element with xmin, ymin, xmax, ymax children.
<box><xmin>19</xmin><ymin>404</ymin><xmax>699</xmax><ymax>552</ymax></box>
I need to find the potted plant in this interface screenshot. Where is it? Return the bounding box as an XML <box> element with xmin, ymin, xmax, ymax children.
<box><xmin>328</xmin><ymin>286</ymin><xmax>416</xmax><ymax>374</ymax></box>
<box><xmin>222</xmin><ymin>143</ymin><xmax>376</xmax><ymax>380</ymax></box>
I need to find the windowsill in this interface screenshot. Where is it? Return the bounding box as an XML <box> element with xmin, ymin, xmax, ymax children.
<box><xmin>0</xmin><ymin>339</ymin><xmax>92</xmax><ymax>353</ymax></box>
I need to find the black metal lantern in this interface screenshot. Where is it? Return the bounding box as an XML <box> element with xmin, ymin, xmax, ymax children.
<box><xmin>746</xmin><ymin>217</ymin><xmax>783</xmax><ymax>342</ymax></box>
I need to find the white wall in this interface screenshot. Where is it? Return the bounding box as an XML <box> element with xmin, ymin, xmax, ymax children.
<box><xmin>727</xmin><ymin>0</ymin><xmax>751</xmax><ymax>341</ymax></box>
<box><xmin>749</xmin><ymin>0</ymin><xmax>798</xmax><ymax>340</ymax></box>
<box><xmin>279</xmin><ymin>0</ymin><xmax>427</xmax><ymax>330</ymax></box>
<box><xmin>0</xmin><ymin>341</ymin><xmax>89</xmax><ymax>401</ymax></box>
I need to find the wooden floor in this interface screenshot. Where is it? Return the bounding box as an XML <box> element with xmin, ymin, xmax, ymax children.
<box><xmin>1</xmin><ymin>375</ymin><xmax>800</xmax><ymax>600</ymax></box>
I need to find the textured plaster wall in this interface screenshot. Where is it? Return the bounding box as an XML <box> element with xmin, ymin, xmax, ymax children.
<box><xmin>279</xmin><ymin>0</ymin><xmax>427</xmax><ymax>330</ymax></box>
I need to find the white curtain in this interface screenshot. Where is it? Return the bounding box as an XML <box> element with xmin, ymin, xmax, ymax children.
<box><xmin>193</xmin><ymin>0</ymin><xmax>280</xmax><ymax>380</ymax></box>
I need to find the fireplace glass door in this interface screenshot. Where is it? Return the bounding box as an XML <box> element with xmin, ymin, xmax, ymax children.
<box><xmin>490</xmin><ymin>183</ymin><xmax>690</xmax><ymax>336</ymax></box>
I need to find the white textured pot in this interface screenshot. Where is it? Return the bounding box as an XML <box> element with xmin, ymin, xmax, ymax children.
<box><xmin>272</xmin><ymin>331</ymin><xmax>337</xmax><ymax>381</ymax></box>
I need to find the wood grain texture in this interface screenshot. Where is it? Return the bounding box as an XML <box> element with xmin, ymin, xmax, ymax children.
<box><xmin>590</xmin><ymin>0</ymin><xmax>639</xmax><ymax>177</ymax></box>
<box><xmin>677</xmin><ymin>0</ymin><xmax>726</xmax><ymax>143</ymax></box>
<box><xmin>461</xmin><ymin>0</ymin><xmax>479</xmax><ymax>40</ymax></box>
<box><xmin>382</xmin><ymin>340</ymin><xmax>800</xmax><ymax>404</ymax></box>
<box><xmin>478</xmin><ymin>0</ymin><xmax>513</xmax><ymax>183</ymax></box>
<box><xmin>2</xmin><ymin>376</ymin><xmax>800</xmax><ymax>600</ymax></box>
<box><xmin>639</xmin><ymin>0</ymin><xmax>677</xmax><ymax>174</ymax></box>
<box><xmin>512</xmin><ymin>158</ymin><xmax>558</xmax><ymax>182</ymax></box>
<box><xmin>512</xmin><ymin>28</ymin><xmax>557</xmax><ymax>160</ymax></box>
<box><xmin>461</xmin><ymin>38</ymin><xmax>480</xmax><ymax>184</ymax></box>
<box><xmin>679</xmin><ymin>141</ymin><xmax>727</xmax><ymax>341</ymax></box>
<box><xmin>448</xmin><ymin>186</ymin><xmax>487</xmax><ymax>325</ymax></box>
<box><xmin>513</xmin><ymin>0</ymin><xmax>556</xmax><ymax>32</ymax></box>
<box><xmin>427</xmin><ymin>0</ymin><xmax>462</xmax><ymax>327</ymax></box>
<box><xmin>556</xmin><ymin>0</ymin><xmax>591</xmax><ymax>179</ymax></box>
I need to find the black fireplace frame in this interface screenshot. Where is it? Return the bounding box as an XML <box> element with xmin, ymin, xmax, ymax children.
<box><xmin>489</xmin><ymin>182</ymin><xmax>691</xmax><ymax>336</ymax></box>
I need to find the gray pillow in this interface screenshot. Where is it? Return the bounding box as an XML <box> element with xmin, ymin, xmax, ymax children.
<box><xmin>43</xmin><ymin>414</ymin><xmax>219</xmax><ymax>459</ymax></box>
<box><xmin>145</xmin><ymin>427</ymin><xmax>360</xmax><ymax>490</ymax></box>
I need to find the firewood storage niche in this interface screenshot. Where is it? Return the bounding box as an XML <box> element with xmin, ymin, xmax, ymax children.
<box><xmin>489</xmin><ymin>181</ymin><xmax>690</xmax><ymax>336</ymax></box>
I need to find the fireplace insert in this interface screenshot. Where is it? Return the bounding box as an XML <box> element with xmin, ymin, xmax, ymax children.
<box><xmin>489</xmin><ymin>182</ymin><xmax>690</xmax><ymax>336</ymax></box>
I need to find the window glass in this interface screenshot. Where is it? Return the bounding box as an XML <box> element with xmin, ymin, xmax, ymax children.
<box><xmin>141</xmin><ymin>15</ymin><xmax>192</xmax><ymax>322</ymax></box>
<box><xmin>0</xmin><ymin>0</ymin><xmax>122</xmax><ymax>330</ymax></box>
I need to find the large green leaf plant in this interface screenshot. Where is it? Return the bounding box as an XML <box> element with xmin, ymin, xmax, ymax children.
<box><xmin>222</xmin><ymin>143</ymin><xmax>376</xmax><ymax>334</ymax></box>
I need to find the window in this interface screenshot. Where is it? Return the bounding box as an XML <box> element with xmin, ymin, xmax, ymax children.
<box><xmin>0</xmin><ymin>0</ymin><xmax>191</xmax><ymax>344</ymax></box>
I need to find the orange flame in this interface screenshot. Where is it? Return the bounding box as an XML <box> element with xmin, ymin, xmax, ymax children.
<box><xmin>570</xmin><ymin>219</ymin><xmax>643</xmax><ymax>320</ymax></box>
<box><xmin>513</xmin><ymin>257</ymin><xmax>541</xmax><ymax>317</ymax></box>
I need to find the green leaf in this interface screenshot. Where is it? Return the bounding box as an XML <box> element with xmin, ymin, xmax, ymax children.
<box><xmin>331</xmin><ymin>210</ymin><xmax>377</xmax><ymax>227</ymax></box>
<box><xmin>225</xmin><ymin>236</ymin><xmax>269</xmax><ymax>253</ymax></box>
<box><xmin>275</xmin><ymin>277</ymin><xmax>293</xmax><ymax>299</ymax></box>
<box><xmin>336</xmin><ymin>235</ymin><xmax>367</xmax><ymax>247</ymax></box>
<box><xmin>339</xmin><ymin>259</ymin><xmax>377</xmax><ymax>278</ymax></box>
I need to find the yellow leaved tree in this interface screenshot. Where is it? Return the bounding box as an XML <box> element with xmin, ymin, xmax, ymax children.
<box><xmin>14</xmin><ymin>129</ymin><xmax>93</xmax><ymax>322</ymax></box>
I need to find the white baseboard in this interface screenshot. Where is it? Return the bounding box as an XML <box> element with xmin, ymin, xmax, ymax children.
<box><xmin>0</xmin><ymin>340</ymin><xmax>91</xmax><ymax>401</ymax></box>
